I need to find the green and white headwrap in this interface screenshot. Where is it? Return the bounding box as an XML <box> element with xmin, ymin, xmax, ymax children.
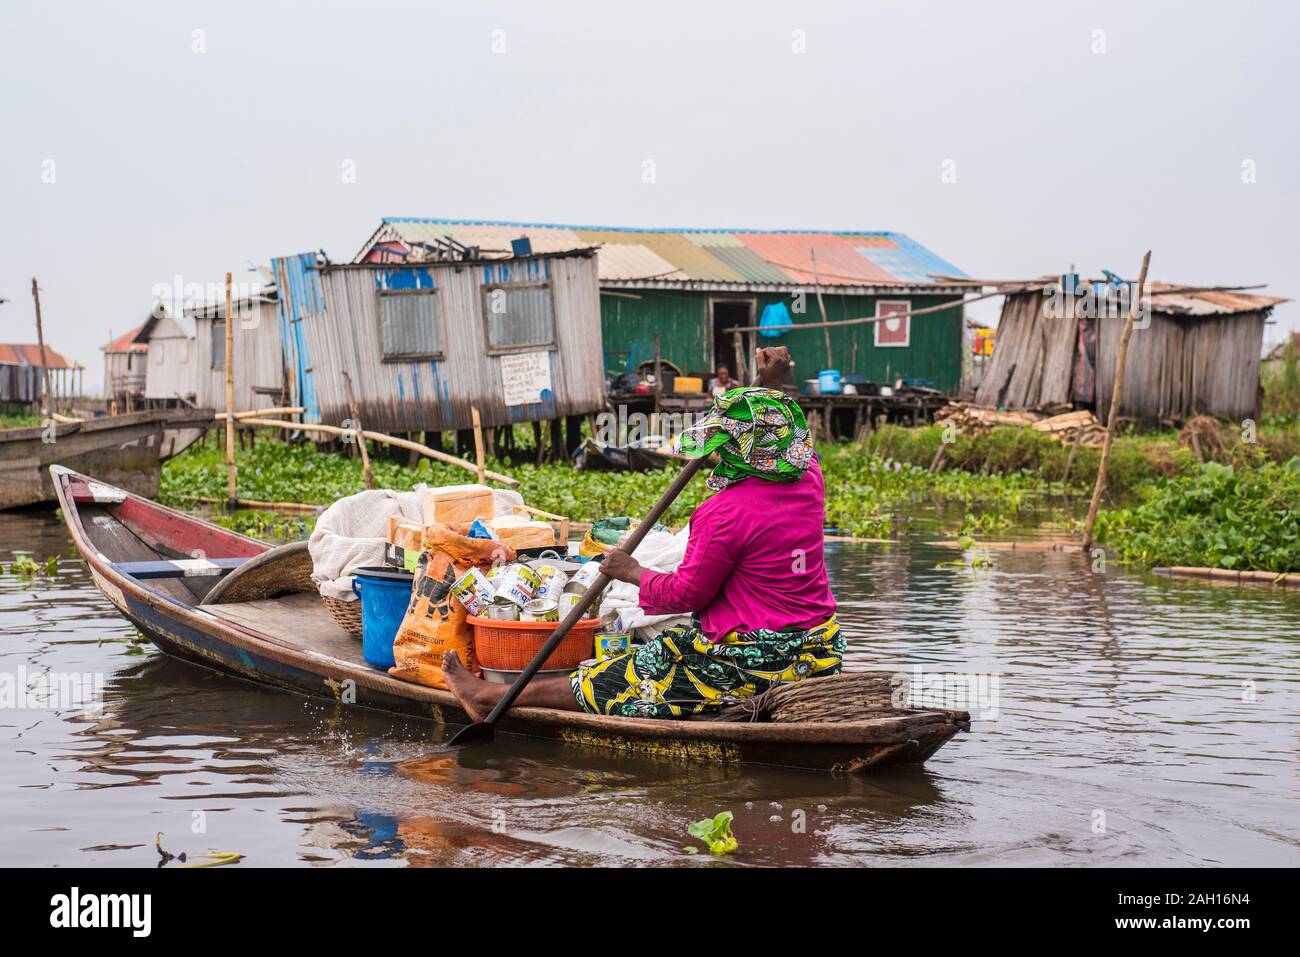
<box><xmin>679</xmin><ymin>387</ymin><xmax>815</xmax><ymax>492</ymax></box>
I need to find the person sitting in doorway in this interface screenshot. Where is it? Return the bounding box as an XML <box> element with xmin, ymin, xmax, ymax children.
<box><xmin>708</xmin><ymin>365</ymin><xmax>735</xmax><ymax>397</ymax></box>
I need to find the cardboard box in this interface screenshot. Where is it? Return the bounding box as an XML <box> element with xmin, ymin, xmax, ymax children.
<box><xmin>421</xmin><ymin>484</ymin><xmax>495</xmax><ymax>526</ymax></box>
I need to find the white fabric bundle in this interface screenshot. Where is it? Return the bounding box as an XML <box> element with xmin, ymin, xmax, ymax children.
<box><xmin>597</xmin><ymin>525</ymin><xmax>692</xmax><ymax>640</ymax></box>
<box><xmin>309</xmin><ymin>489</ymin><xmax>425</xmax><ymax>599</ymax></box>
<box><xmin>309</xmin><ymin>485</ymin><xmax>528</xmax><ymax>600</ymax></box>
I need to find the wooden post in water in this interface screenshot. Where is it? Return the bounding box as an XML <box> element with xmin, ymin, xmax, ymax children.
<box><xmin>342</xmin><ymin>370</ymin><xmax>374</xmax><ymax>490</ymax></box>
<box><xmin>224</xmin><ymin>272</ymin><xmax>237</xmax><ymax>508</ymax></box>
<box><xmin>1082</xmin><ymin>250</ymin><xmax>1151</xmax><ymax>550</ymax></box>
<box><xmin>471</xmin><ymin>406</ymin><xmax>486</xmax><ymax>484</ymax></box>
<box><xmin>653</xmin><ymin>333</ymin><xmax>662</xmax><ymax>415</ymax></box>
<box><xmin>31</xmin><ymin>278</ymin><xmax>54</xmax><ymax>418</ymax></box>
<box><xmin>809</xmin><ymin>250</ymin><xmax>833</xmax><ymax>371</ymax></box>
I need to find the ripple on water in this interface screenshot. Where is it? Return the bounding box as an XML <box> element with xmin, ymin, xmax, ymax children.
<box><xmin>0</xmin><ymin>513</ymin><xmax>1297</xmax><ymax>866</ymax></box>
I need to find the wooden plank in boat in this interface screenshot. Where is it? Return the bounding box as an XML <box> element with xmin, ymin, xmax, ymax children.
<box><xmin>77</xmin><ymin>504</ymin><xmax>205</xmax><ymax>604</ymax></box>
<box><xmin>208</xmin><ymin>592</ymin><xmax>366</xmax><ymax>667</ymax></box>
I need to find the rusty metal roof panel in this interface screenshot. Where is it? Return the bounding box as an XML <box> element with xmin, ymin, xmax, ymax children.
<box><xmin>362</xmin><ymin>219</ymin><xmax>965</xmax><ymax>288</ymax></box>
<box><xmin>100</xmin><ymin>325</ymin><xmax>149</xmax><ymax>353</ymax></box>
<box><xmin>1147</xmin><ymin>285</ymin><xmax>1289</xmax><ymax>317</ymax></box>
<box><xmin>0</xmin><ymin>343</ymin><xmax>77</xmax><ymax>368</ymax></box>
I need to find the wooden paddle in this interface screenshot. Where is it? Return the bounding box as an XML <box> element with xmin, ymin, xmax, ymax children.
<box><xmin>445</xmin><ymin>453</ymin><xmax>708</xmax><ymax>746</ymax></box>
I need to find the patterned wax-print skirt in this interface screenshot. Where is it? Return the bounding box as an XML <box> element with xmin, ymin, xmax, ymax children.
<box><xmin>569</xmin><ymin>616</ymin><xmax>844</xmax><ymax>719</ymax></box>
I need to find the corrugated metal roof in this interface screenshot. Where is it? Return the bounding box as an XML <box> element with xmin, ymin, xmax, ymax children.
<box><xmin>355</xmin><ymin>218</ymin><xmax>966</xmax><ymax>288</ymax></box>
<box><xmin>0</xmin><ymin>343</ymin><xmax>78</xmax><ymax>369</ymax></box>
<box><xmin>1146</xmin><ymin>284</ymin><xmax>1290</xmax><ymax>317</ymax></box>
<box><xmin>101</xmin><ymin>324</ymin><xmax>149</xmax><ymax>353</ymax></box>
<box><xmin>986</xmin><ymin>278</ymin><xmax>1290</xmax><ymax>318</ymax></box>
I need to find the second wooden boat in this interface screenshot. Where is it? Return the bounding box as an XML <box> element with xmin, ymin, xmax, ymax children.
<box><xmin>1</xmin><ymin>409</ymin><xmax>212</xmax><ymax>509</ymax></box>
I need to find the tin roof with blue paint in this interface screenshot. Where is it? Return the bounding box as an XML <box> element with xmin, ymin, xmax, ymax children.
<box><xmin>354</xmin><ymin>218</ymin><xmax>966</xmax><ymax>290</ymax></box>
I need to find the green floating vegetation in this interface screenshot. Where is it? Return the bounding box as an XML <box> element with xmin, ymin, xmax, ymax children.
<box><xmin>1097</xmin><ymin>457</ymin><xmax>1300</xmax><ymax>573</ymax></box>
<box><xmin>5</xmin><ymin>554</ymin><xmax>59</xmax><ymax>577</ymax></box>
<box><xmin>160</xmin><ymin>437</ymin><xmax>1060</xmax><ymax>540</ymax></box>
<box><xmin>686</xmin><ymin>810</ymin><xmax>737</xmax><ymax>856</ymax></box>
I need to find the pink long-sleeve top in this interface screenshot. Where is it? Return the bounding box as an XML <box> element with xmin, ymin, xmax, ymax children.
<box><xmin>637</xmin><ymin>458</ymin><xmax>837</xmax><ymax>641</ymax></box>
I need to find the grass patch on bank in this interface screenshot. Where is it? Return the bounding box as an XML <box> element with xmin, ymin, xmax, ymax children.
<box><xmin>0</xmin><ymin>412</ymin><xmax>43</xmax><ymax>429</ymax></box>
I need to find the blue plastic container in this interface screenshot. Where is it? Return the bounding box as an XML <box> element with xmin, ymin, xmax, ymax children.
<box><xmin>818</xmin><ymin>369</ymin><xmax>843</xmax><ymax>395</ymax></box>
<box><xmin>351</xmin><ymin>566</ymin><xmax>413</xmax><ymax>670</ymax></box>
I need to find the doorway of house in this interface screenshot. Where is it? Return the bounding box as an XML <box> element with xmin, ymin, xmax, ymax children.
<box><xmin>710</xmin><ymin>299</ymin><xmax>755</xmax><ymax>381</ymax></box>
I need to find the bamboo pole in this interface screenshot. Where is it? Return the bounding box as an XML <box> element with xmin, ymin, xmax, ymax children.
<box><xmin>1082</xmin><ymin>250</ymin><xmax>1151</xmax><ymax>550</ymax></box>
<box><xmin>234</xmin><ymin>418</ymin><xmax>519</xmax><ymax>485</ymax></box>
<box><xmin>224</xmin><ymin>272</ymin><xmax>236</xmax><ymax>508</ymax></box>
<box><xmin>178</xmin><ymin>494</ymin><xmax>323</xmax><ymax>514</ymax></box>
<box><xmin>724</xmin><ymin>287</ymin><xmax>1005</xmax><ymax>334</ymax></box>
<box><xmin>470</xmin><ymin>406</ymin><xmax>486</xmax><ymax>484</ymax></box>
<box><xmin>214</xmin><ymin>406</ymin><xmax>306</xmax><ymax>421</ymax></box>
<box><xmin>809</xmin><ymin>250</ymin><xmax>834</xmax><ymax>370</ymax></box>
<box><xmin>341</xmin><ymin>370</ymin><xmax>374</xmax><ymax>490</ymax></box>
<box><xmin>653</xmin><ymin>333</ymin><xmax>662</xmax><ymax>415</ymax></box>
<box><xmin>31</xmin><ymin>278</ymin><xmax>54</xmax><ymax>418</ymax></box>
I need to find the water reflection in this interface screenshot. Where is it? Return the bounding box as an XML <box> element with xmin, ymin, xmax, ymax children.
<box><xmin>1</xmin><ymin>511</ymin><xmax>1296</xmax><ymax>866</ymax></box>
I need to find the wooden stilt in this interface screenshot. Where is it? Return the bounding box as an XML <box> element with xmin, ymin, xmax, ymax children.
<box><xmin>31</xmin><ymin>278</ymin><xmax>54</xmax><ymax>418</ymax></box>
<box><xmin>341</xmin><ymin>370</ymin><xmax>374</xmax><ymax>490</ymax></box>
<box><xmin>1082</xmin><ymin>251</ymin><xmax>1151</xmax><ymax>549</ymax></box>
<box><xmin>471</xmin><ymin>406</ymin><xmax>486</xmax><ymax>485</ymax></box>
<box><xmin>224</xmin><ymin>272</ymin><xmax>237</xmax><ymax>508</ymax></box>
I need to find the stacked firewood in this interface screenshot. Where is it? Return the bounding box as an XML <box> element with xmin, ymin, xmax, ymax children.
<box><xmin>1030</xmin><ymin>410</ymin><xmax>1107</xmax><ymax>447</ymax></box>
<box><xmin>935</xmin><ymin>402</ymin><xmax>1106</xmax><ymax>447</ymax></box>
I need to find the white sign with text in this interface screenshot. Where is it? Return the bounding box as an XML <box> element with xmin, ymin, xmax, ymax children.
<box><xmin>500</xmin><ymin>351</ymin><xmax>552</xmax><ymax>406</ymax></box>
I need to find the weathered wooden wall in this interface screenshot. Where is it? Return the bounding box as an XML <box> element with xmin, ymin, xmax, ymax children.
<box><xmin>978</xmin><ymin>292</ymin><xmax>1267</xmax><ymax>421</ymax></box>
<box><xmin>141</xmin><ymin>316</ymin><xmax>196</xmax><ymax>402</ymax></box>
<box><xmin>974</xmin><ymin>292</ymin><xmax>1076</xmax><ymax>408</ymax></box>
<box><xmin>103</xmin><ymin>351</ymin><xmax>146</xmax><ymax>399</ymax></box>
<box><xmin>291</xmin><ymin>250</ymin><xmax>605</xmax><ymax>432</ymax></box>
<box><xmin>1096</xmin><ymin>309</ymin><xmax>1265</xmax><ymax>422</ymax></box>
<box><xmin>192</xmin><ymin>299</ymin><xmax>286</xmax><ymax>411</ymax></box>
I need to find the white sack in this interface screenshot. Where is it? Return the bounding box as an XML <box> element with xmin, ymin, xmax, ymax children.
<box><xmin>309</xmin><ymin>488</ymin><xmax>424</xmax><ymax>600</ymax></box>
<box><xmin>598</xmin><ymin>524</ymin><xmax>693</xmax><ymax>640</ymax></box>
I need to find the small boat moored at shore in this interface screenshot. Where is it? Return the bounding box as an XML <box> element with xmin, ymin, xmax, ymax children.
<box><xmin>1</xmin><ymin>409</ymin><xmax>212</xmax><ymax>509</ymax></box>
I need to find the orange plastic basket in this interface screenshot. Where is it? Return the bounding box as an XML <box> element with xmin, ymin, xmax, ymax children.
<box><xmin>468</xmin><ymin>614</ymin><xmax>601</xmax><ymax>672</ymax></box>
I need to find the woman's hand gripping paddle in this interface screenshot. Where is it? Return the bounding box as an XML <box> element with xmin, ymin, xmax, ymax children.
<box><xmin>443</xmin><ymin>454</ymin><xmax>709</xmax><ymax>747</ymax></box>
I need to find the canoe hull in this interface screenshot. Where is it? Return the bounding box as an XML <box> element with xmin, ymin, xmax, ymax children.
<box><xmin>1</xmin><ymin>410</ymin><xmax>212</xmax><ymax>509</ymax></box>
<box><xmin>56</xmin><ymin>465</ymin><xmax>967</xmax><ymax>774</ymax></box>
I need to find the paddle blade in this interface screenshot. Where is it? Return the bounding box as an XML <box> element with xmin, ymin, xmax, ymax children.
<box><xmin>443</xmin><ymin>720</ymin><xmax>496</xmax><ymax>748</ymax></box>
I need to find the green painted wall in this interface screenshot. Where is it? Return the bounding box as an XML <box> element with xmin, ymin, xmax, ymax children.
<box><xmin>600</xmin><ymin>290</ymin><xmax>709</xmax><ymax>375</ymax></box>
<box><xmin>600</xmin><ymin>289</ymin><xmax>963</xmax><ymax>393</ymax></box>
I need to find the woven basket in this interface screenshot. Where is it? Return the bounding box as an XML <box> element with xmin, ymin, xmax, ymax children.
<box><xmin>322</xmin><ymin>594</ymin><xmax>364</xmax><ymax>639</ymax></box>
<box><xmin>468</xmin><ymin>614</ymin><xmax>601</xmax><ymax>672</ymax></box>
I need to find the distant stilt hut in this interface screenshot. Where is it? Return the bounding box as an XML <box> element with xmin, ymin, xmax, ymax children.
<box><xmin>269</xmin><ymin>247</ymin><xmax>605</xmax><ymax>436</ymax></box>
<box><xmin>188</xmin><ymin>288</ymin><xmax>285</xmax><ymax>411</ymax></box>
<box><xmin>134</xmin><ymin>311</ymin><xmax>197</xmax><ymax>408</ymax></box>
<box><xmin>974</xmin><ymin>279</ymin><xmax>1289</xmax><ymax>423</ymax></box>
<box><xmin>101</xmin><ymin>323</ymin><xmax>149</xmax><ymax>408</ymax></box>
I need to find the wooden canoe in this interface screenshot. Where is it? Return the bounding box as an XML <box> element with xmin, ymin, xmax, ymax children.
<box><xmin>1</xmin><ymin>409</ymin><xmax>213</xmax><ymax>509</ymax></box>
<box><xmin>50</xmin><ymin>465</ymin><xmax>968</xmax><ymax>773</ymax></box>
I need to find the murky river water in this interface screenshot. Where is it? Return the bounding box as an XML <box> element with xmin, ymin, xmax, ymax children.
<box><xmin>1</xmin><ymin>508</ymin><xmax>1296</xmax><ymax>867</ymax></box>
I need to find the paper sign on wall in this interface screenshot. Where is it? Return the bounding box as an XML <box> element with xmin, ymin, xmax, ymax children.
<box><xmin>500</xmin><ymin>350</ymin><xmax>553</xmax><ymax>406</ymax></box>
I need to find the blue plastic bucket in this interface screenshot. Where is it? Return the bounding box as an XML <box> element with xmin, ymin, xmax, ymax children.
<box><xmin>351</xmin><ymin>566</ymin><xmax>413</xmax><ymax>670</ymax></box>
<box><xmin>818</xmin><ymin>369</ymin><xmax>843</xmax><ymax>395</ymax></box>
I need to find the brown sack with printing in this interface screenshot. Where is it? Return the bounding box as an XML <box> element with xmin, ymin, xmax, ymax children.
<box><xmin>388</xmin><ymin>523</ymin><xmax>514</xmax><ymax>690</ymax></box>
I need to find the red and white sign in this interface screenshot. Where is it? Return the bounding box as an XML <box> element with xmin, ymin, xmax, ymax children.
<box><xmin>874</xmin><ymin>300</ymin><xmax>910</xmax><ymax>348</ymax></box>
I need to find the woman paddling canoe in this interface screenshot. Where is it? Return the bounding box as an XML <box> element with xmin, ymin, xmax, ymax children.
<box><xmin>442</xmin><ymin>346</ymin><xmax>843</xmax><ymax>720</ymax></box>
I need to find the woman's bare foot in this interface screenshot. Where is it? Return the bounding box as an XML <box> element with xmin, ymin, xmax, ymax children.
<box><xmin>440</xmin><ymin>650</ymin><xmax>496</xmax><ymax>721</ymax></box>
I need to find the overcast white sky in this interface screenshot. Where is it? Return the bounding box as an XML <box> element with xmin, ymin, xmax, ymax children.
<box><xmin>2</xmin><ymin>0</ymin><xmax>1296</xmax><ymax>391</ymax></box>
